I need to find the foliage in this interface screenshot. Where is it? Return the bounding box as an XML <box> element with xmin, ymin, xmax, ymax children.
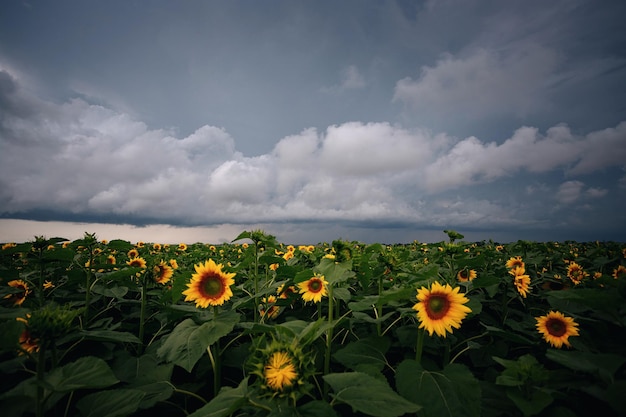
<box><xmin>0</xmin><ymin>233</ymin><xmax>625</xmax><ymax>416</ymax></box>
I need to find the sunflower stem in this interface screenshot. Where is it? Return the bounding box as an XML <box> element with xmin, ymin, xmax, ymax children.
<box><xmin>138</xmin><ymin>274</ymin><xmax>148</xmax><ymax>354</ymax></box>
<box><xmin>323</xmin><ymin>284</ymin><xmax>334</xmax><ymax>400</ymax></box>
<box><xmin>254</xmin><ymin>241</ymin><xmax>259</xmax><ymax>323</ymax></box>
<box><xmin>84</xmin><ymin>249</ymin><xmax>94</xmax><ymax>324</ymax></box>
<box><xmin>376</xmin><ymin>274</ymin><xmax>383</xmax><ymax>336</ymax></box>
<box><xmin>36</xmin><ymin>343</ymin><xmax>46</xmax><ymax>417</ymax></box>
<box><xmin>212</xmin><ymin>306</ymin><xmax>221</xmax><ymax>396</ymax></box>
<box><xmin>415</xmin><ymin>327</ymin><xmax>425</xmax><ymax>364</ymax></box>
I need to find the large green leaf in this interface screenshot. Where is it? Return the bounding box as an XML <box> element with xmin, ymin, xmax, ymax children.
<box><xmin>315</xmin><ymin>258</ymin><xmax>355</xmax><ymax>284</ymax></box>
<box><xmin>187</xmin><ymin>377</ymin><xmax>248</xmax><ymax>417</ymax></box>
<box><xmin>157</xmin><ymin>310</ymin><xmax>240</xmax><ymax>372</ymax></box>
<box><xmin>323</xmin><ymin>371</ymin><xmax>421</xmax><ymax>417</ymax></box>
<box><xmin>75</xmin><ymin>389</ymin><xmax>145</xmax><ymax>417</ymax></box>
<box><xmin>44</xmin><ymin>356</ymin><xmax>119</xmax><ymax>392</ymax></box>
<box><xmin>332</xmin><ymin>336</ymin><xmax>390</xmax><ymax>372</ymax></box>
<box><xmin>395</xmin><ymin>360</ymin><xmax>480</xmax><ymax>417</ymax></box>
<box><xmin>546</xmin><ymin>349</ymin><xmax>626</xmax><ymax>383</ymax></box>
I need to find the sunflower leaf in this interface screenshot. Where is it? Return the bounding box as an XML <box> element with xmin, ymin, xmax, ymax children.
<box><xmin>157</xmin><ymin>311</ymin><xmax>240</xmax><ymax>372</ymax></box>
<box><xmin>324</xmin><ymin>371</ymin><xmax>421</xmax><ymax>417</ymax></box>
<box><xmin>395</xmin><ymin>360</ymin><xmax>480</xmax><ymax>417</ymax></box>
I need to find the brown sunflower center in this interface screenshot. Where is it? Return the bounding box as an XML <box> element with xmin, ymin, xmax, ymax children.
<box><xmin>426</xmin><ymin>294</ymin><xmax>451</xmax><ymax>319</ymax></box>
<box><xmin>308</xmin><ymin>279</ymin><xmax>323</xmax><ymax>293</ymax></box>
<box><xmin>203</xmin><ymin>275</ymin><xmax>225</xmax><ymax>297</ymax></box>
<box><xmin>546</xmin><ymin>318</ymin><xmax>567</xmax><ymax>337</ymax></box>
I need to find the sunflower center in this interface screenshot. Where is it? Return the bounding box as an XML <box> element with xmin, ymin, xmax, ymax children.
<box><xmin>308</xmin><ymin>279</ymin><xmax>323</xmax><ymax>293</ymax></box>
<box><xmin>426</xmin><ymin>294</ymin><xmax>451</xmax><ymax>319</ymax></box>
<box><xmin>546</xmin><ymin>318</ymin><xmax>567</xmax><ymax>337</ymax></box>
<box><xmin>203</xmin><ymin>276</ymin><xmax>224</xmax><ymax>296</ymax></box>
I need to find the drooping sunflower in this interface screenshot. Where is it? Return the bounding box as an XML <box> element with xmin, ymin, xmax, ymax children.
<box><xmin>297</xmin><ymin>274</ymin><xmax>328</xmax><ymax>303</ymax></box>
<box><xmin>457</xmin><ymin>269</ymin><xmax>477</xmax><ymax>282</ymax></box>
<box><xmin>183</xmin><ymin>259</ymin><xmax>235</xmax><ymax>308</ymax></box>
<box><xmin>509</xmin><ymin>266</ymin><xmax>531</xmax><ymax>298</ymax></box>
<box><xmin>127</xmin><ymin>257</ymin><xmax>147</xmax><ymax>268</ymax></box>
<box><xmin>4</xmin><ymin>280</ymin><xmax>30</xmax><ymax>306</ymax></box>
<box><xmin>412</xmin><ymin>281</ymin><xmax>472</xmax><ymax>338</ymax></box>
<box><xmin>613</xmin><ymin>265</ymin><xmax>626</xmax><ymax>279</ymax></box>
<box><xmin>506</xmin><ymin>256</ymin><xmax>525</xmax><ymax>270</ymax></box>
<box><xmin>566</xmin><ymin>262</ymin><xmax>588</xmax><ymax>285</ymax></box>
<box><xmin>535</xmin><ymin>310</ymin><xmax>579</xmax><ymax>348</ymax></box>
<box><xmin>153</xmin><ymin>261</ymin><xmax>174</xmax><ymax>284</ymax></box>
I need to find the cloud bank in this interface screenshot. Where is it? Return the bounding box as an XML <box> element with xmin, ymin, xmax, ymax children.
<box><xmin>1</xmin><ymin>67</ymin><xmax>624</xmax><ymax>240</ymax></box>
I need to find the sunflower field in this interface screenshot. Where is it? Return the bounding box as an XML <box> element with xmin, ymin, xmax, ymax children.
<box><xmin>1</xmin><ymin>230</ymin><xmax>625</xmax><ymax>417</ymax></box>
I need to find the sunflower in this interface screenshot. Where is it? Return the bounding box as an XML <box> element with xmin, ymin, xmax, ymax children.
<box><xmin>4</xmin><ymin>280</ymin><xmax>30</xmax><ymax>306</ymax></box>
<box><xmin>412</xmin><ymin>281</ymin><xmax>471</xmax><ymax>338</ymax></box>
<box><xmin>457</xmin><ymin>269</ymin><xmax>477</xmax><ymax>282</ymax></box>
<box><xmin>169</xmin><ymin>259</ymin><xmax>179</xmax><ymax>269</ymax></box>
<box><xmin>277</xmin><ymin>284</ymin><xmax>297</xmax><ymax>299</ymax></box>
<box><xmin>127</xmin><ymin>248</ymin><xmax>139</xmax><ymax>259</ymax></box>
<box><xmin>43</xmin><ymin>280</ymin><xmax>55</xmax><ymax>290</ymax></box>
<box><xmin>264</xmin><ymin>351</ymin><xmax>298</xmax><ymax>391</ymax></box>
<box><xmin>183</xmin><ymin>259</ymin><xmax>235</xmax><ymax>308</ymax></box>
<box><xmin>260</xmin><ymin>295</ymin><xmax>280</xmax><ymax>320</ymax></box>
<box><xmin>106</xmin><ymin>255</ymin><xmax>116</xmax><ymax>264</ymax></box>
<box><xmin>509</xmin><ymin>266</ymin><xmax>531</xmax><ymax>298</ymax></box>
<box><xmin>178</xmin><ymin>243</ymin><xmax>188</xmax><ymax>251</ymax></box>
<box><xmin>613</xmin><ymin>265</ymin><xmax>626</xmax><ymax>279</ymax></box>
<box><xmin>506</xmin><ymin>256</ymin><xmax>525</xmax><ymax>270</ymax></box>
<box><xmin>153</xmin><ymin>261</ymin><xmax>174</xmax><ymax>284</ymax></box>
<box><xmin>297</xmin><ymin>274</ymin><xmax>328</xmax><ymax>303</ymax></box>
<box><xmin>567</xmin><ymin>262</ymin><xmax>588</xmax><ymax>285</ymax></box>
<box><xmin>127</xmin><ymin>257</ymin><xmax>147</xmax><ymax>268</ymax></box>
<box><xmin>535</xmin><ymin>311</ymin><xmax>579</xmax><ymax>348</ymax></box>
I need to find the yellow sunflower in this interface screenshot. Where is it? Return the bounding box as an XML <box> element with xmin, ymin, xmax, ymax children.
<box><xmin>106</xmin><ymin>255</ymin><xmax>116</xmax><ymax>264</ymax></box>
<box><xmin>535</xmin><ymin>311</ymin><xmax>579</xmax><ymax>348</ymax></box>
<box><xmin>127</xmin><ymin>257</ymin><xmax>147</xmax><ymax>268</ymax></box>
<box><xmin>4</xmin><ymin>280</ymin><xmax>30</xmax><ymax>306</ymax></box>
<box><xmin>169</xmin><ymin>259</ymin><xmax>179</xmax><ymax>269</ymax></box>
<box><xmin>457</xmin><ymin>269</ymin><xmax>477</xmax><ymax>282</ymax></box>
<box><xmin>260</xmin><ymin>295</ymin><xmax>280</xmax><ymax>320</ymax></box>
<box><xmin>264</xmin><ymin>350</ymin><xmax>298</xmax><ymax>391</ymax></box>
<box><xmin>153</xmin><ymin>261</ymin><xmax>174</xmax><ymax>284</ymax></box>
<box><xmin>506</xmin><ymin>256</ymin><xmax>525</xmax><ymax>270</ymax></box>
<box><xmin>567</xmin><ymin>262</ymin><xmax>588</xmax><ymax>285</ymax></box>
<box><xmin>183</xmin><ymin>259</ymin><xmax>235</xmax><ymax>308</ymax></box>
<box><xmin>127</xmin><ymin>248</ymin><xmax>139</xmax><ymax>258</ymax></box>
<box><xmin>412</xmin><ymin>281</ymin><xmax>471</xmax><ymax>338</ymax></box>
<box><xmin>178</xmin><ymin>243</ymin><xmax>188</xmax><ymax>251</ymax></box>
<box><xmin>613</xmin><ymin>265</ymin><xmax>626</xmax><ymax>279</ymax></box>
<box><xmin>297</xmin><ymin>274</ymin><xmax>328</xmax><ymax>303</ymax></box>
<box><xmin>509</xmin><ymin>266</ymin><xmax>531</xmax><ymax>298</ymax></box>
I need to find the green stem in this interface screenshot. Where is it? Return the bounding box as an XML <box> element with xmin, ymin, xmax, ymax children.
<box><xmin>36</xmin><ymin>343</ymin><xmax>47</xmax><ymax>417</ymax></box>
<box><xmin>376</xmin><ymin>275</ymin><xmax>383</xmax><ymax>336</ymax></box>
<box><xmin>415</xmin><ymin>328</ymin><xmax>425</xmax><ymax>364</ymax></box>
<box><xmin>38</xmin><ymin>248</ymin><xmax>45</xmax><ymax>307</ymax></box>
<box><xmin>138</xmin><ymin>277</ymin><xmax>148</xmax><ymax>353</ymax></box>
<box><xmin>324</xmin><ymin>284</ymin><xmax>334</xmax><ymax>400</ymax></box>
<box><xmin>84</xmin><ymin>250</ymin><xmax>94</xmax><ymax>323</ymax></box>
<box><xmin>253</xmin><ymin>242</ymin><xmax>259</xmax><ymax>323</ymax></box>
<box><xmin>212</xmin><ymin>306</ymin><xmax>221</xmax><ymax>396</ymax></box>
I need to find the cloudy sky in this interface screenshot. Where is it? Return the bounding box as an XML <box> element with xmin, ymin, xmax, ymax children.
<box><xmin>1</xmin><ymin>0</ymin><xmax>625</xmax><ymax>244</ymax></box>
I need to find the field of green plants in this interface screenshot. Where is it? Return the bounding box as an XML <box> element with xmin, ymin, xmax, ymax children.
<box><xmin>1</xmin><ymin>230</ymin><xmax>625</xmax><ymax>417</ymax></box>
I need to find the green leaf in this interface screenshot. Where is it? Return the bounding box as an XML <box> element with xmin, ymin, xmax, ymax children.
<box><xmin>187</xmin><ymin>377</ymin><xmax>248</xmax><ymax>417</ymax></box>
<box><xmin>75</xmin><ymin>389</ymin><xmax>145</xmax><ymax>417</ymax></box>
<box><xmin>298</xmin><ymin>400</ymin><xmax>339</xmax><ymax>417</ymax></box>
<box><xmin>506</xmin><ymin>388</ymin><xmax>553</xmax><ymax>417</ymax></box>
<box><xmin>323</xmin><ymin>371</ymin><xmax>421</xmax><ymax>417</ymax></box>
<box><xmin>546</xmin><ymin>349</ymin><xmax>626</xmax><ymax>383</ymax></box>
<box><xmin>79</xmin><ymin>329</ymin><xmax>141</xmax><ymax>344</ymax></box>
<box><xmin>333</xmin><ymin>336</ymin><xmax>390</xmax><ymax>372</ymax></box>
<box><xmin>44</xmin><ymin>356</ymin><xmax>119</xmax><ymax>392</ymax></box>
<box><xmin>315</xmin><ymin>258</ymin><xmax>355</xmax><ymax>284</ymax></box>
<box><xmin>157</xmin><ymin>310</ymin><xmax>240</xmax><ymax>372</ymax></box>
<box><xmin>395</xmin><ymin>360</ymin><xmax>480</xmax><ymax>417</ymax></box>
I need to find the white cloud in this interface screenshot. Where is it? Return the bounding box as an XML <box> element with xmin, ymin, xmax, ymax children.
<box><xmin>556</xmin><ymin>180</ymin><xmax>584</xmax><ymax>204</ymax></box>
<box><xmin>393</xmin><ymin>44</ymin><xmax>559</xmax><ymax>120</ymax></box>
<box><xmin>0</xmin><ymin>67</ymin><xmax>624</xmax><ymax>233</ymax></box>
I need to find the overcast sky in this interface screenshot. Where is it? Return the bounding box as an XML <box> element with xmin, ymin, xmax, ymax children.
<box><xmin>1</xmin><ymin>0</ymin><xmax>625</xmax><ymax>244</ymax></box>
